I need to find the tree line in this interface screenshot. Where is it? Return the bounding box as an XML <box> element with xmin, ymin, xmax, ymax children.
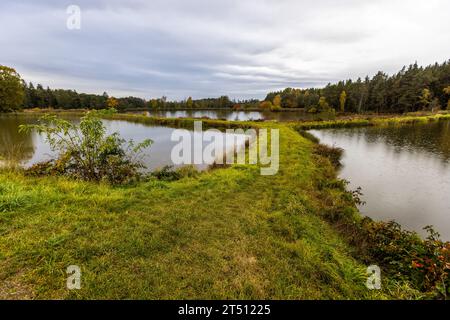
<box><xmin>20</xmin><ymin>83</ymin><xmax>246</xmax><ymax>111</ymax></box>
<box><xmin>265</xmin><ymin>60</ymin><xmax>450</xmax><ymax>113</ymax></box>
<box><xmin>1</xmin><ymin>72</ymin><xmax>260</xmax><ymax>112</ymax></box>
<box><xmin>2</xmin><ymin>61</ymin><xmax>450</xmax><ymax>113</ymax></box>
<box><xmin>0</xmin><ymin>65</ymin><xmax>260</xmax><ymax>112</ymax></box>
<box><xmin>20</xmin><ymin>81</ymin><xmax>263</xmax><ymax>111</ymax></box>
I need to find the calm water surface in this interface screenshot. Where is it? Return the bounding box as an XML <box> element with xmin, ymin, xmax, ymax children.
<box><xmin>311</xmin><ymin>121</ymin><xmax>450</xmax><ymax>240</ymax></box>
<box><xmin>137</xmin><ymin>109</ymin><xmax>319</xmax><ymax>122</ymax></box>
<box><xmin>0</xmin><ymin>115</ymin><xmax>246</xmax><ymax>171</ymax></box>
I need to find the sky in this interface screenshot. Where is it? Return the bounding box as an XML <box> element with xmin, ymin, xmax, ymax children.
<box><xmin>1</xmin><ymin>0</ymin><xmax>449</xmax><ymax>100</ymax></box>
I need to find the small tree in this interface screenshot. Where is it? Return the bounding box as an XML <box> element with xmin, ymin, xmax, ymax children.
<box><xmin>419</xmin><ymin>88</ymin><xmax>432</xmax><ymax>110</ymax></box>
<box><xmin>273</xmin><ymin>94</ymin><xmax>282</xmax><ymax>108</ymax></box>
<box><xmin>317</xmin><ymin>96</ymin><xmax>331</xmax><ymax>112</ymax></box>
<box><xmin>444</xmin><ymin>86</ymin><xmax>450</xmax><ymax>110</ymax></box>
<box><xmin>339</xmin><ymin>91</ymin><xmax>347</xmax><ymax>113</ymax></box>
<box><xmin>260</xmin><ymin>101</ymin><xmax>273</xmax><ymax>110</ymax></box>
<box><xmin>0</xmin><ymin>65</ymin><xmax>25</xmax><ymax>112</ymax></box>
<box><xmin>106</xmin><ymin>97</ymin><xmax>119</xmax><ymax>109</ymax></box>
<box><xmin>149</xmin><ymin>99</ymin><xmax>158</xmax><ymax>109</ymax></box>
<box><xmin>186</xmin><ymin>96</ymin><xmax>194</xmax><ymax>108</ymax></box>
<box><xmin>19</xmin><ymin>109</ymin><xmax>152</xmax><ymax>184</ymax></box>
<box><xmin>271</xmin><ymin>94</ymin><xmax>282</xmax><ymax>111</ymax></box>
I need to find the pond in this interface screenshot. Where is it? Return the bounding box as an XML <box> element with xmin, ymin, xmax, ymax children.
<box><xmin>0</xmin><ymin>115</ymin><xmax>247</xmax><ymax>172</ymax></box>
<box><xmin>310</xmin><ymin>120</ymin><xmax>450</xmax><ymax>240</ymax></box>
<box><xmin>134</xmin><ymin>109</ymin><xmax>320</xmax><ymax>122</ymax></box>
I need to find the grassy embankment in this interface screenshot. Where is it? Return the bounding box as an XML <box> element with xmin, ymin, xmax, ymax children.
<box><xmin>292</xmin><ymin>112</ymin><xmax>450</xmax><ymax>130</ymax></box>
<box><xmin>0</xmin><ymin>113</ymin><xmax>419</xmax><ymax>299</ymax></box>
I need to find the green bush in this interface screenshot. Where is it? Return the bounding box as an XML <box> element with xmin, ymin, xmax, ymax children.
<box><xmin>19</xmin><ymin>110</ymin><xmax>152</xmax><ymax>184</ymax></box>
<box><xmin>270</xmin><ymin>104</ymin><xmax>282</xmax><ymax>112</ymax></box>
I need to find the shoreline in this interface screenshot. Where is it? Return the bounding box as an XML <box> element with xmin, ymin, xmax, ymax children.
<box><xmin>0</xmin><ymin>112</ymin><xmax>448</xmax><ymax>299</ymax></box>
<box><xmin>6</xmin><ymin>108</ymin><xmax>448</xmax><ymax>121</ymax></box>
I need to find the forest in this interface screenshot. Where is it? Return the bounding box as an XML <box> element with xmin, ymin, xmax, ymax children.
<box><xmin>18</xmin><ymin>83</ymin><xmax>260</xmax><ymax>111</ymax></box>
<box><xmin>265</xmin><ymin>60</ymin><xmax>450</xmax><ymax>113</ymax></box>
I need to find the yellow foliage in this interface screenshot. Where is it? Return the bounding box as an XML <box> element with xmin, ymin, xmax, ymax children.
<box><xmin>273</xmin><ymin>94</ymin><xmax>282</xmax><ymax>108</ymax></box>
<box><xmin>107</xmin><ymin>97</ymin><xmax>119</xmax><ymax>109</ymax></box>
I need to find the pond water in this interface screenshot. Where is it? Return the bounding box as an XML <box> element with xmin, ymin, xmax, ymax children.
<box><xmin>0</xmin><ymin>115</ymin><xmax>247</xmax><ymax>172</ymax></box>
<box><xmin>310</xmin><ymin>121</ymin><xmax>450</xmax><ymax>240</ymax></box>
<box><xmin>136</xmin><ymin>109</ymin><xmax>320</xmax><ymax>122</ymax></box>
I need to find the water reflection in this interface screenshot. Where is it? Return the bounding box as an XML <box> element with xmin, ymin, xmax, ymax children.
<box><xmin>135</xmin><ymin>109</ymin><xmax>320</xmax><ymax>122</ymax></box>
<box><xmin>0</xmin><ymin>115</ymin><xmax>247</xmax><ymax>172</ymax></box>
<box><xmin>0</xmin><ymin>115</ymin><xmax>36</xmax><ymax>165</ymax></box>
<box><xmin>310</xmin><ymin>121</ymin><xmax>450</xmax><ymax>240</ymax></box>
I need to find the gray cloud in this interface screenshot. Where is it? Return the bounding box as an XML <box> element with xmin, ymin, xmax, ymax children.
<box><xmin>1</xmin><ymin>0</ymin><xmax>449</xmax><ymax>100</ymax></box>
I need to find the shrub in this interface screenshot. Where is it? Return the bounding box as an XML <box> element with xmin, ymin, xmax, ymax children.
<box><xmin>150</xmin><ymin>165</ymin><xmax>181</xmax><ymax>181</ymax></box>
<box><xmin>357</xmin><ymin>221</ymin><xmax>450</xmax><ymax>298</ymax></box>
<box><xmin>322</xmin><ymin>188</ymin><xmax>450</xmax><ymax>298</ymax></box>
<box><xmin>19</xmin><ymin>109</ymin><xmax>152</xmax><ymax>184</ymax></box>
<box><xmin>150</xmin><ymin>165</ymin><xmax>199</xmax><ymax>181</ymax></box>
<box><xmin>313</xmin><ymin>144</ymin><xmax>344</xmax><ymax>167</ymax></box>
<box><xmin>176</xmin><ymin>165</ymin><xmax>200</xmax><ymax>179</ymax></box>
<box><xmin>410</xmin><ymin>227</ymin><xmax>450</xmax><ymax>297</ymax></box>
<box><xmin>270</xmin><ymin>104</ymin><xmax>282</xmax><ymax>112</ymax></box>
<box><xmin>259</xmin><ymin>101</ymin><xmax>273</xmax><ymax>110</ymax></box>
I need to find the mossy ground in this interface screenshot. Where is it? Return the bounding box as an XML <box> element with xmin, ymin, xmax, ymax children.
<box><xmin>0</xmin><ymin>115</ymin><xmax>418</xmax><ymax>299</ymax></box>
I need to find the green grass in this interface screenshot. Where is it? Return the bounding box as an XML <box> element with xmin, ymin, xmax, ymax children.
<box><xmin>292</xmin><ymin>112</ymin><xmax>450</xmax><ymax>130</ymax></box>
<box><xmin>0</xmin><ymin>116</ymin><xmax>417</xmax><ymax>299</ymax></box>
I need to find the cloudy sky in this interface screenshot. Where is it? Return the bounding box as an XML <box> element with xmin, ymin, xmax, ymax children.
<box><xmin>1</xmin><ymin>0</ymin><xmax>449</xmax><ymax>100</ymax></box>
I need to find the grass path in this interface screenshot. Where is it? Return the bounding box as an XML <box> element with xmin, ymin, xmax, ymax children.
<box><xmin>0</xmin><ymin>120</ymin><xmax>401</xmax><ymax>299</ymax></box>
